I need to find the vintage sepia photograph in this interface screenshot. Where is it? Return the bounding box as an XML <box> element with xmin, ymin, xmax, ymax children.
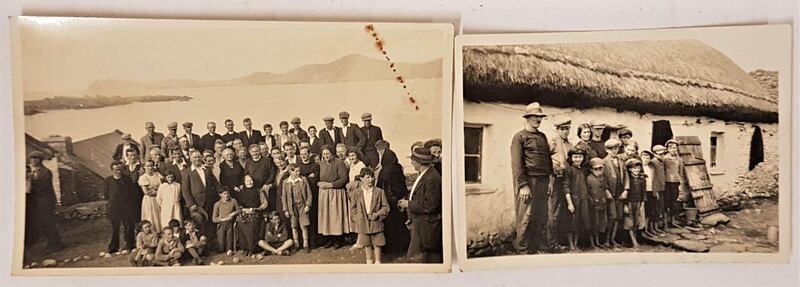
<box><xmin>12</xmin><ymin>17</ymin><xmax>453</xmax><ymax>274</ymax></box>
<box><xmin>454</xmin><ymin>25</ymin><xmax>792</xmax><ymax>270</ymax></box>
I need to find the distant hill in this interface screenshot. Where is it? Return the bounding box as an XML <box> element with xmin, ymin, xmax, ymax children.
<box><xmin>88</xmin><ymin>54</ymin><xmax>442</xmax><ymax>91</ymax></box>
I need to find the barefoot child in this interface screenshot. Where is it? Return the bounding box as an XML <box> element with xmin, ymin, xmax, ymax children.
<box><xmin>180</xmin><ymin>219</ymin><xmax>207</xmax><ymax>265</ymax></box>
<box><xmin>350</xmin><ymin>167</ymin><xmax>389</xmax><ymax>264</ymax></box>
<box><xmin>562</xmin><ymin>148</ymin><xmax>591</xmax><ymax>251</ymax></box>
<box><xmin>130</xmin><ymin>220</ymin><xmax>158</xmax><ymax>266</ymax></box>
<box><xmin>281</xmin><ymin>164</ymin><xmax>313</xmax><ymax>253</ymax></box>
<box><xmin>586</xmin><ymin>158</ymin><xmax>610</xmax><ymax>248</ymax></box>
<box><xmin>621</xmin><ymin>158</ymin><xmax>646</xmax><ymax>249</ymax></box>
<box><xmin>601</xmin><ymin>139</ymin><xmax>625</xmax><ymax>249</ymax></box>
<box><xmin>212</xmin><ymin>187</ymin><xmax>240</xmax><ymax>256</ymax></box>
<box><xmin>257</xmin><ymin>211</ymin><xmax>294</xmax><ymax>257</ymax></box>
<box><xmin>153</xmin><ymin>226</ymin><xmax>185</xmax><ymax>266</ymax></box>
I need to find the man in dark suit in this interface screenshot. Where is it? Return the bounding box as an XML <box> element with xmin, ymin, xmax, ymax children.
<box><xmin>338</xmin><ymin>111</ymin><xmax>366</xmax><ymax>154</ymax></box>
<box><xmin>238</xmin><ymin>117</ymin><xmax>263</xmax><ymax>148</ymax></box>
<box><xmin>221</xmin><ymin>119</ymin><xmax>239</xmax><ymax>146</ymax></box>
<box><xmin>112</xmin><ymin>133</ymin><xmax>140</xmax><ymax>163</ymax></box>
<box><xmin>181</xmin><ymin>150</ymin><xmax>220</xmax><ymax>244</ymax></box>
<box><xmin>200</xmin><ymin>121</ymin><xmax>223</xmax><ymax>153</ymax></box>
<box><xmin>140</xmin><ymin>122</ymin><xmax>165</xmax><ymax>161</ymax></box>
<box><xmin>289</xmin><ymin>117</ymin><xmax>310</xmax><ymax>142</ymax></box>
<box><xmin>360</xmin><ymin>113</ymin><xmax>384</xmax><ymax>168</ymax></box>
<box><xmin>318</xmin><ymin>116</ymin><xmax>342</xmax><ymax>149</ymax></box>
<box><xmin>398</xmin><ymin>147</ymin><xmax>442</xmax><ymax>263</ymax></box>
<box><xmin>182</xmin><ymin>122</ymin><xmax>202</xmax><ymax>150</ymax></box>
<box><xmin>104</xmin><ymin>161</ymin><xmax>141</xmax><ymax>253</ymax></box>
<box><xmin>25</xmin><ymin>151</ymin><xmax>64</xmax><ymax>253</ymax></box>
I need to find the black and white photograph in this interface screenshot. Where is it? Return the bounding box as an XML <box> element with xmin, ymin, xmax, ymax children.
<box><xmin>454</xmin><ymin>25</ymin><xmax>792</xmax><ymax>270</ymax></box>
<box><xmin>12</xmin><ymin>17</ymin><xmax>453</xmax><ymax>274</ymax></box>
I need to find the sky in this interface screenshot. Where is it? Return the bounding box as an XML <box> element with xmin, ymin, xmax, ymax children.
<box><xmin>18</xmin><ymin>17</ymin><xmax>449</xmax><ymax>94</ymax></box>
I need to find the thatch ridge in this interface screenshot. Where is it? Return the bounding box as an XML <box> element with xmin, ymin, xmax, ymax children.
<box><xmin>463</xmin><ymin>40</ymin><xmax>778</xmax><ymax>123</ymax></box>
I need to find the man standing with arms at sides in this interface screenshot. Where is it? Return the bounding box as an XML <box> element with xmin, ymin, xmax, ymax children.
<box><xmin>360</xmin><ymin>113</ymin><xmax>383</xmax><ymax>168</ymax></box>
<box><xmin>221</xmin><ymin>119</ymin><xmax>238</xmax><ymax>146</ymax></box>
<box><xmin>182</xmin><ymin>122</ymin><xmax>202</xmax><ymax>151</ymax></box>
<box><xmin>238</xmin><ymin>118</ymin><xmax>262</xmax><ymax>148</ymax></box>
<box><xmin>290</xmin><ymin>117</ymin><xmax>310</xmax><ymax>142</ymax></box>
<box><xmin>589</xmin><ymin>121</ymin><xmax>608</xmax><ymax>159</ymax></box>
<box><xmin>338</xmin><ymin>111</ymin><xmax>366</xmax><ymax>155</ymax></box>
<box><xmin>319</xmin><ymin>116</ymin><xmax>342</xmax><ymax>148</ymax></box>
<box><xmin>181</xmin><ymin>150</ymin><xmax>221</xmax><ymax>244</ymax></box>
<box><xmin>200</xmin><ymin>121</ymin><xmax>223</xmax><ymax>153</ymax></box>
<box><xmin>547</xmin><ymin>118</ymin><xmax>572</xmax><ymax>251</ymax></box>
<box><xmin>105</xmin><ymin>161</ymin><xmax>140</xmax><ymax>254</ymax></box>
<box><xmin>140</xmin><ymin>122</ymin><xmax>164</xmax><ymax>161</ymax></box>
<box><xmin>510</xmin><ymin>102</ymin><xmax>553</xmax><ymax>254</ymax></box>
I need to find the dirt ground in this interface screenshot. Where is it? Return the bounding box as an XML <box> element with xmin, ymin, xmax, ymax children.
<box><xmin>23</xmin><ymin>219</ymin><xmax>409</xmax><ymax>268</ymax></box>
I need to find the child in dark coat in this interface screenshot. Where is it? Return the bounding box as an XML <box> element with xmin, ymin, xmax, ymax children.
<box><xmin>586</xmin><ymin>158</ymin><xmax>611</xmax><ymax>248</ymax></box>
<box><xmin>621</xmin><ymin>158</ymin><xmax>646</xmax><ymax>249</ymax></box>
<box><xmin>563</xmin><ymin>147</ymin><xmax>591</xmax><ymax>251</ymax></box>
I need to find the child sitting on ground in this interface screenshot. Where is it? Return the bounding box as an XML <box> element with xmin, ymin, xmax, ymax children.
<box><xmin>349</xmin><ymin>167</ymin><xmax>389</xmax><ymax>264</ymax></box>
<box><xmin>257</xmin><ymin>211</ymin><xmax>294</xmax><ymax>258</ymax></box>
<box><xmin>130</xmin><ymin>220</ymin><xmax>158</xmax><ymax>266</ymax></box>
<box><xmin>153</xmin><ymin>226</ymin><xmax>185</xmax><ymax>266</ymax></box>
<box><xmin>180</xmin><ymin>219</ymin><xmax>207</xmax><ymax>265</ymax></box>
<box><xmin>168</xmin><ymin>219</ymin><xmax>182</xmax><ymax>238</ymax></box>
<box><xmin>212</xmin><ymin>187</ymin><xmax>240</xmax><ymax>256</ymax></box>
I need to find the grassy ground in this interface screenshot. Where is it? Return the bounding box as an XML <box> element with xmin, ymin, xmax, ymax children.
<box><xmin>23</xmin><ymin>218</ymin><xmax>408</xmax><ymax>268</ymax></box>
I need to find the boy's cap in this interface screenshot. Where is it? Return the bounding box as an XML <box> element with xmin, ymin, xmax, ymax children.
<box><xmin>625</xmin><ymin>158</ymin><xmax>642</xmax><ymax>168</ymax></box>
<box><xmin>590</xmin><ymin>120</ymin><xmax>606</xmax><ymax>128</ymax></box>
<box><xmin>590</xmin><ymin>158</ymin><xmax>604</xmax><ymax>168</ymax></box>
<box><xmin>640</xmin><ymin>150</ymin><xmax>654</xmax><ymax>158</ymax></box>
<box><xmin>553</xmin><ymin>119</ymin><xmax>572</xmax><ymax>128</ymax></box>
<box><xmin>665</xmin><ymin>139</ymin><xmax>680</xmax><ymax>146</ymax></box>
<box><xmin>618</xmin><ymin>128</ymin><xmax>633</xmax><ymax>137</ymax></box>
<box><xmin>652</xmin><ymin>145</ymin><xmax>667</xmax><ymax>153</ymax></box>
<box><xmin>604</xmin><ymin>138</ymin><xmax>621</xmax><ymax>148</ymax></box>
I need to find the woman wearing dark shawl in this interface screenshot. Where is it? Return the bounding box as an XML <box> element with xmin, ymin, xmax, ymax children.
<box><xmin>374</xmin><ymin>140</ymin><xmax>410</xmax><ymax>252</ymax></box>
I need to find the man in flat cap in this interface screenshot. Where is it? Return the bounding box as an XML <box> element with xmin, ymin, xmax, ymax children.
<box><xmin>182</xmin><ymin>122</ymin><xmax>202</xmax><ymax>151</ymax></box>
<box><xmin>547</xmin><ymin>118</ymin><xmax>572</xmax><ymax>250</ymax></box>
<box><xmin>112</xmin><ymin>133</ymin><xmax>140</xmax><ymax>163</ymax></box>
<box><xmin>360</xmin><ymin>112</ymin><xmax>383</xmax><ymax>168</ymax></box>
<box><xmin>289</xmin><ymin>117</ymin><xmax>310</xmax><ymax>142</ymax></box>
<box><xmin>161</xmin><ymin>122</ymin><xmax>181</xmax><ymax>152</ymax></box>
<box><xmin>589</xmin><ymin>120</ymin><xmax>608</xmax><ymax>159</ymax></box>
<box><xmin>200</xmin><ymin>121</ymin><xmax>223</xmax><ymax>153</ymax></box>
<box><xmin>338</xmin><ymin>111</ymin><xmax>366</xmax><ymax>155</ymax></box>
<box><xmin>318</xmin><ymin>116</ymin><xmax>342</xmax><ymax>149</ymax></box>
<box><xmin>510</xmin><ymin>102</ymin><xmax>553</xmax><ymax>253</ymax></box>
<box><xmin>238</xmin><ymin>118</ymin><xmax>262</xmax><ymax>149</ymax></box>
<box><xmin>25</xmin><ymin>151</ymin><xmax>64</xmax><ymax>253</ymax></box>
<box><xmin>140</xmin><ymin>122</ymin><xmax>165</xmax><ymax>161</ymax></box>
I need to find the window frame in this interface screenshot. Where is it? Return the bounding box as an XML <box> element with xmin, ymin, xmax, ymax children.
<box><xmin>463</xmin><ymin>123</ymin><xmax>485</xmax><ymax>185</ymax></box>
<box><xmin>709</xmin><ymin>131</ymin><xmax>725</xmax><ymax>175</ymax></box>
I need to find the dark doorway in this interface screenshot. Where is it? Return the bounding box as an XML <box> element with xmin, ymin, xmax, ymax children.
<box><xmin>651</xmin><ymin>120</ymin><xmax>674</xmax><ymax>149</ymax></box>
<box><xmin>749</xmin><ymin>126</ymin><xmax>764</xmax><ymax>170</ymax></box>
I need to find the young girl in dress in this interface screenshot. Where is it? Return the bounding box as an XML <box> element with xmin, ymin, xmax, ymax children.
<box><xmin>563</xmin><ymin>148</ymin><xmax>591</xmax><ymax>251</ymax></box>
<box><xmin>130</xmin><ymin>220</ymin><xmax>158</xmax><ymax>266</ymax></box>
<box><xmin>138</xmin><ymin>160</ymin><xmax>163</xmax><ymax>231</ymax></box>
<box><xmin>157</xmin><ymin>171</ymin><xmax>182</xmax><ymax>231</ymax></box>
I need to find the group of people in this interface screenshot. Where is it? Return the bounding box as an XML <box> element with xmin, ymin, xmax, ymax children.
<box><xmin>511</xmin><ymin>102</ymin><xmax>696</xmax><ymax>253</ymax></box>
<box><xmin>97</xmin><ymin>111</ymin><xmax>443</xmax><ymax>266</ymax></box>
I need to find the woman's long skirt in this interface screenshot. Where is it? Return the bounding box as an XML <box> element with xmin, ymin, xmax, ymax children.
<box><xmin>141</xmin><ymin>196</ymin><xmax>161</xmax><ymax>231</ymax></box>
<box><xmin>317</xmin><ymin>188</ymin><xmax>351</xmax><ymax>236</ymax></box>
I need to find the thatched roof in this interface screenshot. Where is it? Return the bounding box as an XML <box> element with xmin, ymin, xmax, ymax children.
<box><xmin>463</xmin><ymin>40</ymin><xmax>778</xmax><ymax>123</ymax></box>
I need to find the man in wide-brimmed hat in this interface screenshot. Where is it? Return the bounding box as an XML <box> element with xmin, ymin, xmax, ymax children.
<box><xmin>398</xmin><ymin>147</ymin><xmax>442</xmax><ymax>263</ymax></box>
<box><xmin>25</xmin><ymin>151</ymin><xmax>64</xmax><ymax>253</ymax></box>
<box><xmin>510</xmin><ymin>102</ymin><xmax>554</xmax><ymax>253</ymax></box>
<box><xmin>424</xmin><ymin>138</ymin><xmax>443</xmax><ymax>174</ymax></box>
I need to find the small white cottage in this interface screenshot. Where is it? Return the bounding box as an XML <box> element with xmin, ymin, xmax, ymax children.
<box><xmin>461</xmin><ymin>40</ymin><xmax>778</xmax><ymax>244</ymax></box>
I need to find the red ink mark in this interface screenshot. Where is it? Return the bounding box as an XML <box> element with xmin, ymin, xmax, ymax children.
<box><xmin>365</xmin><ymin>23</ymin><xmax>419</xmax><ymax>111</ymax></box>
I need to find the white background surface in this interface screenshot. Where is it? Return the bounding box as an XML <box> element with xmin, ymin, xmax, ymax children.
<box><xmin>1</xmin><ymin>1</ymin><xmax>798</xmax><ymax>286</ymax></box>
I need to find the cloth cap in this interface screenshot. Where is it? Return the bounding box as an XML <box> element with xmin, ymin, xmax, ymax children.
<box><xmin>618</xmin><ymin>128</ymin><xmax>633</xmax><ymax>137</ymax></box>
<box><xmin>590</xmin><ymin>158</ymin><xmax>604</xmax><ymax>168</ymax></box>
<box><xmin>590</xmin><ymin>120</ymin><xmax>606</xmax><ymax>129</ymax></box>
<box><xmin>625</xmin><ymin>158</ymin><xmax>642</xmax><ymax>168</ymax></box>
<box><xmin>522</xmin><ymin>102</ymin><xmax>546</xmax><ymax>118</ymax></box>
<box><xmin>640</xmin><ymin>150</ymin><xmax>655</xmax><ymax>158</ymax></box>
<box><xmin>323</xmin><ymin>116</ymin><xmax>335</xmax><ymax>122</ymax></box>
<box><xmin>553</xmin><ymin>119</ymin><xmax>572</xmax><ymax>128</ymax></box>
<box><xmin>361</xmin><ymin>113</ymin><xmax>372</xmax><ymax>121</ymax></box>
<box><xmin>167</xmin><ymin>122</ymin><xmax>178</xmax><ymax>129</ymax></box>
<box><xmin>665</xmin><ymin>139</ymin><xmax>680</xmax><ymax>147</ymax></box>
<box><xmin>652</xmin><ymin>145</ymin><xmax>667</xmax><ymax>153</ymax></box>
<box><xmin>604</xmin><ymin>138</ymin><xmax>621</xmax><ymax>148</ymax></box>
<box><xmin>338</xmin><ymin>111</ymin><xmax>350</xmax><ymax>119</ymax></box>
<box><xmin>182</xmin><ymin>122</ymin><xmax>193</xmax><ymax>128</ymax></box>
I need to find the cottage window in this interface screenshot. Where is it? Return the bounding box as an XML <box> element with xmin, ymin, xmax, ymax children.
<box><xmin>464</xmin><ymin>124</ymin><xmax>483</xmax><ymax>184</ymax></box>
<box><xmin>709</xmin><ymin>132</ymin><xmax>724</xmax><ymax>174</ymax></box>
